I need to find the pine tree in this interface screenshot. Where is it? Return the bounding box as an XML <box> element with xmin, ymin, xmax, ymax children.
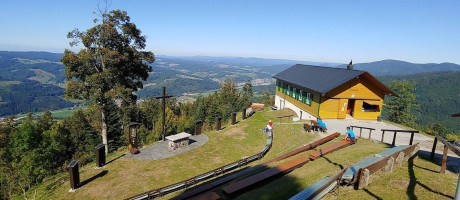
<box><xmin>385</xmin><ymin>80</ymin><xmax>420</xmax><ymax>126</ymax></box>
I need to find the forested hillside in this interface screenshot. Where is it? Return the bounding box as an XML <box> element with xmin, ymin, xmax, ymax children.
<box><xmin>379</xmin><ymin>71</ymin><xmax>460</xmax><ymax>133</ymax></box>
<box><xmin>1</xmin><ymin>51</ymin><xmax>459</xmax><ymax>128</ymax></box>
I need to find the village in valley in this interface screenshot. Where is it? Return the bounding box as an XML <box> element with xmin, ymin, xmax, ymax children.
<box><xmin>0</xmin><ymin>1</ymin><xmax>460</xmax><ymax>200</ymax></box>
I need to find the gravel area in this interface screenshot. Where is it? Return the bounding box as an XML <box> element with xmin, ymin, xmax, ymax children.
<box><xmin>124</xmin><ymin>134</ymin><xmax>209</xmax><ymax>160</ymax></box>
<box><xmin>323</xmin><ymin>119</ymin><xmax>429</xmax><ymax>147</ymax></box>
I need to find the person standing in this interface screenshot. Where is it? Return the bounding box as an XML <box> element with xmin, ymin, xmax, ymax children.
<box><xmin>262</xmin><ymin>120</ymin><xmax>274</xmax><ymax>133</ymax></box>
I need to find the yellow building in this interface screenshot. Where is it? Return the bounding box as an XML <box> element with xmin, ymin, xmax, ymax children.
<box><xmin>273</xmin><ymin>64</ymin><xmax>396</xmax><ymax>120</ymax></box>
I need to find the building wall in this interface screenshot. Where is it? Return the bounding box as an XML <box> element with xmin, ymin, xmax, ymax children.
<box><xmin>318</xmin><ymin>98</ymin><xmax>339</xmax><ymax>119</ymax></box>
<box><xmin>275</xmin><ymin>95</ymin><xmax>317</xmax><ymax>120</ymax></box>
<box><xmin>326</xmin><ymin>76</ymin><xmax>385</xmax><ymax>100</ymax></box>
<box><xmin>322</xmin><ymin>75</ymin><xmax>385</xmax><ymax>120</ymax></box>
<box><xmin>275</xmin><ymin>81</ymin><xmax>321</xmax><ymax>119</ymax></box>
<box><xmin>352</xmin><ymin>100</ymin><xmax>383</xmax><ymax>120</ymax></box>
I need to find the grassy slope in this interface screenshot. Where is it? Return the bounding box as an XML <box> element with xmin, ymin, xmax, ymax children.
<box><xmin>25</xmin><ymin>109</ymin><xmax>457</xmax><ymax>200</ymax></box>
<box><xmin>28</xmin><ymin>109</ymin><xmax>276</xmax><ymax>199</ymax></box>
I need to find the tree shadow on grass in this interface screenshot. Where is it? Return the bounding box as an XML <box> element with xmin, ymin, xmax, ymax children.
<box><xmin>78</xmin><ymin>170</ymin><xmax>108</xmax><ymax>188</ymax></box>
<box><xmin>407</xmin><ymin>156</ymin><xmax>454</xmax><ymax>200</ymax></box>
<box><xmin>322</xmin><ymin>156</ymin><xmax>344</xmax><ymax>170</ymax></box>
<box><xmin>363</xmin><ymin>188</ymin><xmax>383</xmax><ymax>200</ymax></box>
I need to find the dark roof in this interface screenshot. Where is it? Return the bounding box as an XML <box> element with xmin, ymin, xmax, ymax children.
<box><xmin>273</xmin><ymin>64</ymin><xmax>396</xmax><ymax>96</ymax></box>
<box><xmin>273</xmin><ymin>64</ymin><xmax>364</xmax><ymax>95</ymax></box>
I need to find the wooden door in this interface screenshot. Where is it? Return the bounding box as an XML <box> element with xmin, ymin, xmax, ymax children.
<box><xmin>347</xmin><ymin>99</ymin><xmax>355</xmax><ymax>116</ymax></box>
<box><xmin>337</xmin><ymin>99</ymin><xmax>348</xmax><ymax>119</ymax></box>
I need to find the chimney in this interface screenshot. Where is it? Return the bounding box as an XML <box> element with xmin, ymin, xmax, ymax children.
<box><xmin>347</xmin><ymin>60</ymin><xmax>353</xmax><ymax>70</ymax></box>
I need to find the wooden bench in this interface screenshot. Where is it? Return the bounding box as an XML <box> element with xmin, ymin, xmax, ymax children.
<box><xmin>309</xmin><ymin>140</ymin><xmax>352</xmax><ymax>160</ymax></box>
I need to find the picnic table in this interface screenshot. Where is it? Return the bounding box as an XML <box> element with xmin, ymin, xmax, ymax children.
<box><xmin>310</xmin><ymin>120</ymin><xmax>320</xmax><ymax>131</ymax></box>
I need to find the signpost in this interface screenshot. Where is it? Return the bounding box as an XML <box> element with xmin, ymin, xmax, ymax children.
<box><xmin>129</xmin><ymin>122</ymin><xmax>141</xmax><ymax>150</ymax></box>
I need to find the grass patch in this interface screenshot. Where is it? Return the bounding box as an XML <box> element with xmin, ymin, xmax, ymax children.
<box><xmin>0</xmin><ymin>80</ymin><xmax>22</xmax><ymax>87</ymax></box>
<box><xmin>50</xmin><ymin>107</ymin><xmax>85</xmax><ymax>119</ymax></box>
<box><xmin>28</xmin><ymin>68</ymin><xmax>55</xmax><ymax>84</ymax></box>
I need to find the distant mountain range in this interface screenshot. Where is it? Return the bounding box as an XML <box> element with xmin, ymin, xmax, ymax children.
<box><xmin>0</xmin><ymin>51</ymin><xmax>459</xmax><ymax>118</ymax></box>
<box><xmin>339</xmin><ymin>59</ymin><xmax>460</xmax><ymax>76</ymax></box>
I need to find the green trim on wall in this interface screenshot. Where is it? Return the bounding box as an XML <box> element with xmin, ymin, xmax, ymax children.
<box><xmin>317</xmin><ymin>95</ymin><xmax>322</xmax><ymax>117</ymax></box>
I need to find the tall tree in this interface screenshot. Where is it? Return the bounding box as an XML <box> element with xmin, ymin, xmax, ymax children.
<box><xmin>61</xmin><ymin>9</ymin><xmax>155</xmax><ymax>154</ymax></box>
<box><xmin>37</xmin><ymin>110</ymin><xmax>54</xmax><ymax>132</ymax></box>
<box><xmin>384</xmin><ymin>80</ymin><xmax>420</xmax><ymax>126</ymax></box>
<box><xmin>239</xmin><ymin>80</ymin><xmax>253</xmax><ymax>109</ymax></box>
<box><xmin>262</xmin><ymin>90</ymin><xmax>274</xmax><ymax>106</ymax></box>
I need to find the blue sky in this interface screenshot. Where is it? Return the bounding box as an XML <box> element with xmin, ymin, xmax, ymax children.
<box><xmin>1</xmin><ymin>0</ymin><xmax>459</xmax><ymax>64</ymax></box>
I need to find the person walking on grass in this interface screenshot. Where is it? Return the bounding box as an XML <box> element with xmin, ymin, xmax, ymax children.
<box><xmin>262</xmin><ymin>120</ymin><xmax>273</xmax><ymax>133</ymax></box>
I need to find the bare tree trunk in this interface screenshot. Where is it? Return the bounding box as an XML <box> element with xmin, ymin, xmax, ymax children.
<box><xmin>101</xmin><ymin>106</ymin><xmax>108</xmax><ymax>155</ymax></box>
<box><xmin>22</xmin><ymin>188</ymin><xmax>28</xmax><ymax>200</ymax></box>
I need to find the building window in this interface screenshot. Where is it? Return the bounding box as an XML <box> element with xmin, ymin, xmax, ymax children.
<box><xmin>293</xmin><ymin>87</ymin><xmax>296</xmax><ymax>98</ymax></box>
<box><xmin>362</xmin><ymin>102</ymin><xmax>380</xmax><ymax>112</ymax></box>
<box><xmin>277</xmin><ymin>81</ymin><xmax>280</xmax><ymax>91</ymax></box>
<box><xmin>299</xmin><ymin>90</ymin><xmax>303</xmax><ymax>101</ymax></box>
<box><xmin>306</xmin><ymin>93</ymin><xmax>312</xmax><ymax>106</ymax></box>
<box><xmin>287</xmin><ymin>85</ymin><xmax>291</xmax><ymax>96</ymax></box>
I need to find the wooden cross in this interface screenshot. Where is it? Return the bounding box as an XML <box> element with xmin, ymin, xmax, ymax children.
<box><xmin>155</xmin><ymin>87</ymin><xmax>173</xmax><ymax>141</ymax></box>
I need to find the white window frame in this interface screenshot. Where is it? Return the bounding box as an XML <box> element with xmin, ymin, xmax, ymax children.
<box><xmin>306</xmin><ymin>93</ymin><xmax>312</xmax><ymax>106</ymax></box>
<box><xmin>293</xmin><ymin>87</ymin><xmax>296</xmax><ymax>98</ymax></box>
<box><xmin>287</xmin><ymin>85</ymin><xmax>291</xmax><ymax>96</ymax></box>
<box><xmin>299</xmin><ymin>90</ymin><xmax>303</xmax><ymax>101</ymax></box>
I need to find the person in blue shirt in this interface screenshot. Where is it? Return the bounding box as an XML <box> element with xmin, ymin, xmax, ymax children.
<box><xmin>345</xmin><ymin>127</ymin><xmax>356</xmax><ymax>142</ymax></box>
<box><xmin>317</xmin><ymin>117</ymin><xmax>327</xmax><ymax>132</ymax></box>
